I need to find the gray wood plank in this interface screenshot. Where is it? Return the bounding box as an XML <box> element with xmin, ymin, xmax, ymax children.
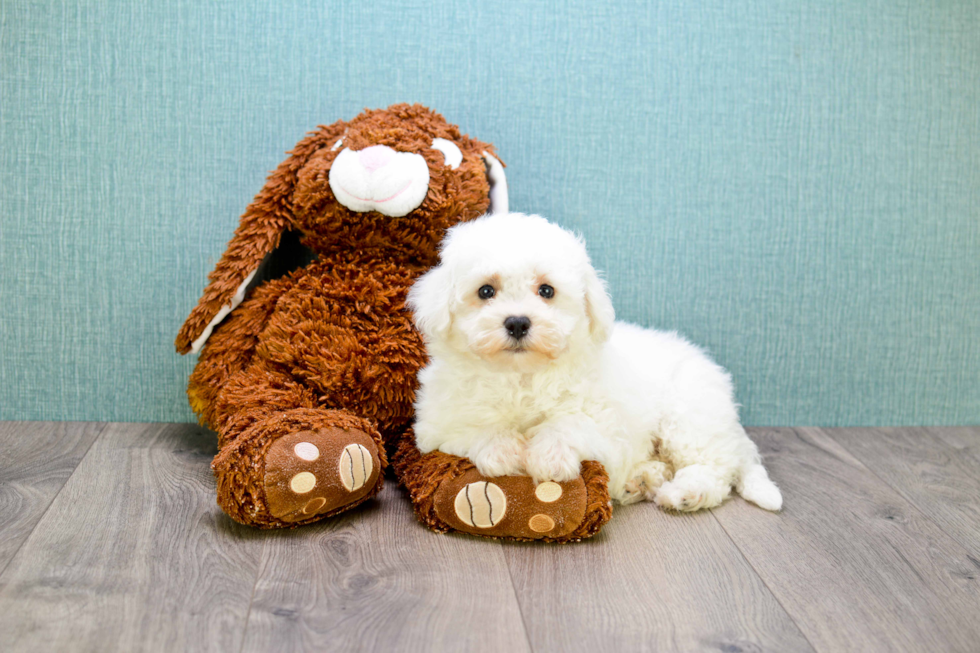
<box><xmin>240</xmin><ymin>483</ymin><xmax>532</xmax><ymax>653</ymax></box>
<box><xmin>503</xmin><ymin>501</ymin><xmax>814</xmax><ymax>653</ymax></box>
<box><xmin>926</xmin><ymin>426</ymin><xmax>980</xmax><ymax>457</ymax></box>
<box><xmin>826</xmin><ymin>427</ymin><xmax>980</xmax><ymax>557</ymax></box>
<box><xmin>0</xmin><ymin>423</ymin><xmax>265</xmax><ymax>652</ymax></box>
<box><xmin>715</xmin><ymin>427</ymin><xmax>980</xmax><ymax>653</ymax></box>
<box><xmin>0</xmin><ymin>421</ymin><xmax>105</xmax><ymax>572</ymax></box>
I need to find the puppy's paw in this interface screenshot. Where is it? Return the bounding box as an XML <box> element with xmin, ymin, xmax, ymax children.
<box><xmin>655</xmin><ymin>481</ymin><xmax>709</xmax><ymax>512</ymax></box>
<box><xmin>524</xmin><ymin>441</ymin><xmax>582</xmax><ymax>484</ymax></box>
<box><xmin>654</xmin><ymin>464</ymin><xmax>730</xmax><ymax>512</ymax></box>
<box><xmin>619</xmin><ymin>461</ymin><xmax>673</xmax><ymax>504</ymax></box>
<box><xmin>656</xmin><ymin>465</ymin><xmax>732</xmax><ymax>512</ymax></box>
<box><xmin>472</xmin><ymin>437</ymin><xmax>526</xmax><ymax>478</ymax></box>
<box><xmin>619</xmin><ymin>480</ymin><xmax>645</xmax><ymax>506</ymax></box>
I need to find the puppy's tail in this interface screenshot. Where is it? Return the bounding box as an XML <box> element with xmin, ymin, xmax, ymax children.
<box><xmin>736</xmin><ymin>463</ymin><xmax>783</xmax><ymax>511</ymax></box>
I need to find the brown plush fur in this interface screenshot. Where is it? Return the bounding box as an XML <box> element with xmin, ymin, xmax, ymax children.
<box><xmin>177</xmin><ymin>104</ymin><xmax>611</xmax><ymax>540</ymax></box>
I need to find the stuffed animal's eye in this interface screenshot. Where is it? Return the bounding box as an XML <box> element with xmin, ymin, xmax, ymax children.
<box><xmin>432</xmin><ymin>138</ymin><xmax>462</xmax><ymax>170</ymax></box>
<box><xmin>538</xmin><ymin>284</ymin><xmax>555</xmax><ymax>299</ymax></box>
<box><xmin>478</xmin><ymin>284</ymin><xmax>495</xmax><ymax>300</ymax></box>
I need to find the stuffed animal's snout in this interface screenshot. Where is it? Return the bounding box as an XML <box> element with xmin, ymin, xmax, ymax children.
<box><xmin>357</xmin><ymin>145</ymin><xmax>394</xmax><ymax>172</ymax></box>
<box><xmin>328</xmin><ymin>144</ymin><xmax>430</xmax><ymax>217</ymax></box>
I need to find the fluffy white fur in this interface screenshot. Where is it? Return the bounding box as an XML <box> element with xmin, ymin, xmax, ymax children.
<box><xmin>408</xmin><ymin>213</ymin><xmax>782</xmax><ymax>512</ymax></box>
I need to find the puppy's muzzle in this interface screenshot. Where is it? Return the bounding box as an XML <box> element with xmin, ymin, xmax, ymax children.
<box><xmin>503</xmin><ymin>315</ymin><xmax>532</xmax><ymax>341</ymax></box>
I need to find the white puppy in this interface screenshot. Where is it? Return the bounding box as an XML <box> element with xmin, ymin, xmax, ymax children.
<box><xmin>408</xmin><ymin>213</ymin><xmax>782</xmax><ymax>512</ymax></box>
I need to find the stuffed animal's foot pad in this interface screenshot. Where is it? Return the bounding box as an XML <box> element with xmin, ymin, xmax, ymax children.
<box><xmin>455</xmin><ymin>481</ymin><xmax>507</xmax><ymax>528</ymax></box>
<box><xmin>436</xmin><ymin>472</ymin><xmax>587</xmax><ymax>540</ymax></box>
<box><xmin>338</xmin><ymin>443</ymin><xmax>374</xmax><ymax>491</ymax></box>
<box><xmin>264</xmin><ymin>429</ymin><xmax>380</xmax><ymax>522</ymax></box>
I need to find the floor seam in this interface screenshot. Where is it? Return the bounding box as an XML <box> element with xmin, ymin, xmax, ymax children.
<box><xmin>237</xmin><ymin>535</ymin><xmax>268</xmax><ymax>653</ymax></box>
<box><xmin>502</xmin><ymin>545</ymin><xmax>536</xmax><ymax>653</ymax></box>
<box><xmin>708</xmin><ymin>427</ymin><xmax>822</xmax><ymax>653</ymax></box>
<box><xmin>0</xmin><ymin>421</ymin><xmax>110</xmax><ymax>581</ymax></box>
<box><xmin>710</xmin><ymin>507</ymin><xmax>819</xmax><ymax>653</ymax></box>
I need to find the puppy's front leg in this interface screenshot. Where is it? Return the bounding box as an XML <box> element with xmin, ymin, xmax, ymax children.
<box><xmin>470</xmin><ymin>429</ymin><xmax>527</xmax><ymax>477</ymax></box>
<box><xmin>525</xmin><ymin>415</ymin><xmax>606</xmax><ymax>484</ymax></box>
<box><xmin>428</xmin><ymin>427</ymin><xmax>527</xmax><ymax>478</ymax></box>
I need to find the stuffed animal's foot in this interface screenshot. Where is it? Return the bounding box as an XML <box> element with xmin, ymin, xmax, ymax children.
<box><xmin>261</xmin><ymin>428</ymin><xmax>382</xmax><ymax>523</ymax></box>
<box><xmin>434</xmin><ymin>470</ymin><xmax>599</xmax><ymax>540</ymax></box>
<box><xmin>392</xmin><ymin>436</ymin><xmax>612</xmax><ymax>542</ymax></box>
<box><xmin>212</xmin><ymin>408</ymin><xmax>385</xmax><ymax>528</ymax></box>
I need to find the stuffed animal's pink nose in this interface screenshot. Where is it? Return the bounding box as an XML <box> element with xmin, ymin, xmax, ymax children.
<box><xmin>357</xmin><ymin>145</ymin><xmax>394</xmax><ymax>173</ymax></box>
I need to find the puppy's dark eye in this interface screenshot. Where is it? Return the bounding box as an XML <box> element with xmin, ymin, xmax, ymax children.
<box><xmin>478</xmin><ymin>284</ymin><xmax>496</xmax><ymax>300</ymax></box>
<box><xmin>538</xmin><ymin>284</ymin><xmax>555</xmax><ymax>299</ymax></box>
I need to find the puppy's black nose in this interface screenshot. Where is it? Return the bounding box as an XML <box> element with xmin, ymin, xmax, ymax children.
<box><xmin>504</xmin><ymin>315</ymin><xmax>532</xmax><ymax>340</ymax></box>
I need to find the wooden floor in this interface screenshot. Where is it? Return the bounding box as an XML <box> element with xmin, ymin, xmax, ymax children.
<box><xmin>1</xmin><ymin>423</ymin><xmax>978</xmax><ymax>652</ymax></box>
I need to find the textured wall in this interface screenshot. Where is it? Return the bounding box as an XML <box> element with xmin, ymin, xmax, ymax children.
<box><xmin>1</xmin><ymin>1</ymin><xmax>978</xmax><ymax>425</ymax></box>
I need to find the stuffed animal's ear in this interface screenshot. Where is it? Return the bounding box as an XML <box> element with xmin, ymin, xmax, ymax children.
<box><xmin>481</xmin><ymin>151</ymin><xmax>508</xmax><ymax>215</ymax></box>
<box><xmin>407</xmin><ymin>263</ymin><xmax>454</xmax><ymax>342</ymax></box>
<box><xmin>583</xmin><ymin>265</ymin><xmax>615</xmax><ymax>344</ymax></box>
<box><xmin>175</xmin><ymin>122</ymin><xmax>344</xmax><ymax>355</ymax></box>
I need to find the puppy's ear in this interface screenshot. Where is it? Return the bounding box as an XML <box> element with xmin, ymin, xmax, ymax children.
<box><xmin>584</xmin><ymin>266</ymin><xmax>615</xmax><ymax>344</ymax></box>
<box><xmin>408</xmin><ymin>263</ymin><xmax>454</xmax><ymax>341</ymax></box>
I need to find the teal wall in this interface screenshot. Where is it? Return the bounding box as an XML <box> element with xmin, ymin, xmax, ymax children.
<box><xmin>1</xmin><ymin>1</ymin><xmax>978</xmax><ymax>425</ymax></box>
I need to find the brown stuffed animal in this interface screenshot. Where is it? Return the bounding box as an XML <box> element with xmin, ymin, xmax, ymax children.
<box><xmin>176</xmin><ymin>104</ymin><xmax>612</xmax><ymax>541</ymax></box>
